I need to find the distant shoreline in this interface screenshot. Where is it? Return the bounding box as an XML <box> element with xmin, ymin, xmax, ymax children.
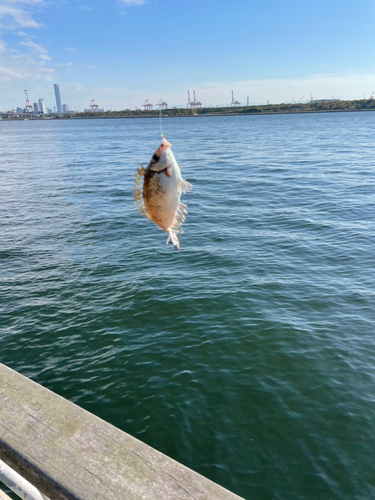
<box><xmin>2</xmin><ymin>99</ymin><xmax>375</xmax><ymax>120</ymax></box>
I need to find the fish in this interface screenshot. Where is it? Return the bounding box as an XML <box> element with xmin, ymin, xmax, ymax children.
<box><xmin>133</xmin><ymin>136</ymin><xmax>192</xmax><ymax>250</ymax></box>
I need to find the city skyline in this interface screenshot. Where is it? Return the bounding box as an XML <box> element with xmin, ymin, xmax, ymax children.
<box><xmin>4</xmin><ymin>79</ymin><xmax>375</xmax><ymax>116</ymax></box>
<box><xmin>7</xmin><ymin>84</ymin><xmax>69</xmax><ymax>114</ymax></box>
<box><xmin>0</xmin><ymin>0</ymin><xmax>374</xmax><ymax>110</ymax></box>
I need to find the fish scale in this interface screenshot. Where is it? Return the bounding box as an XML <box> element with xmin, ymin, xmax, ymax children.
<box><xmin>133</xmin><ymin>137</ymin><xmax>192</xmax><ymax>250</ymax></box>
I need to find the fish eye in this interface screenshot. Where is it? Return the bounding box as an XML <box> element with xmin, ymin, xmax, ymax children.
<box><xmin>152</xmin><ymin>154</ymin><xmax>159</xmax><ymax>163</ymax></box>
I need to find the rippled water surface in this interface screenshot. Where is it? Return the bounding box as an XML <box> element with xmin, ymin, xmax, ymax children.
<box><xmin>1</xmin><ymin>113</ymin><xmax>375</xmax><ymax>499</ymax></box>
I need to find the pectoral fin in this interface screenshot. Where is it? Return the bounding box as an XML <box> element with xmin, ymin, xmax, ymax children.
<box><xmin>179</xmin><ymin>178</ymin><xmax>192</xmax><ymax>193</ymax></box>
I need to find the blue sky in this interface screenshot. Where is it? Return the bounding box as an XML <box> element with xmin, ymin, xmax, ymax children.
<box><xmin>0</xmin><ymin>0</ymin><xmax>374</xmax><ymax>110</ymax></box>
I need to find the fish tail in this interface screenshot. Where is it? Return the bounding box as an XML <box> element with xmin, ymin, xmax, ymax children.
<box><xmin>166</xmin><ymin>229</ymin><xmax>180</xmax><ymax>250</ymax></box>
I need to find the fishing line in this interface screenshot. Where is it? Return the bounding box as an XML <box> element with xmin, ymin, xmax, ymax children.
<box><xmin>154</xmin><ymin>0</ymin><xmax>163</xmax><ymax>138</ymax></box>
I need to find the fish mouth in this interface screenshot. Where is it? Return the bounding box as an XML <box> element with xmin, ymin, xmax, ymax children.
<box><xmin>161</xmin><ymin>137</ymin><xmax>171</xmax><ymax>148</ymax></box>
<box><xmin>152</xmin><ymin>149</ymin><xmax>168</xmax><ymax>164</ymax></box>
<box><xmin>155</xmin><ymin>141</ymin><xmax>171</xmax><ymax>157</ymax></box>
<box><xmin>153</xmin><ymin>145</ymin><xmax>170</xmax><ymax>163</ymax></box>
<box><xmin>150</xmin><ymin>137</ymin><xmax>171</xmax><ymax>167</ymax></box>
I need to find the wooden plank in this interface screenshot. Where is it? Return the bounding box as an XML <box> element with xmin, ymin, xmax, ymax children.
<box><xmin>0</xmin><ymin>364</ymin><xmax>244</xmax><ymax>500</ymax></box>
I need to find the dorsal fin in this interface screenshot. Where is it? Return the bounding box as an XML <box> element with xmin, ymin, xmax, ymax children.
<box><xmin>133</xmin><ymin>165</ymin><xmax>149</xmax><ymax>219</ymax></box>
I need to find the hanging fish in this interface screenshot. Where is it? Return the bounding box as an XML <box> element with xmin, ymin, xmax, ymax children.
<box><xmin>133</xmin><ymin>136</ymin><xmax>192</xmax><ymax>250</ymax></box>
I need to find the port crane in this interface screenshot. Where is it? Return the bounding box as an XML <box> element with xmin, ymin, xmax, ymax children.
<box><xmin>155</xmin><ymin>99</ymin><xmax>168</xmax><ymax>110</ymax></box>
<box><xmin>89</xmin><ymin>100</ymin><xmax>99</xmax><ymax>111</ymax></box>
<box><xmin>292</xmin><ymin>96</ymin><xmax>304</xmax><ymax>104</ymax></box>
<box><xmin>142</xmin><ymin>99</ymin><xmax>153</xmax><ymax>110</ymax></box>
<box><xmin>193</xmin><ymin>91</ymin><xmax>202</xmax><ymax>108</ymax></box>
<box><xmin>231</xmin><ymin>90</ymin><xmax>241</xmax><ymax>106</ymax></box>
<box><xmin>24</xmin><ymin>90</ymin><xmax>33</xmax><ymax>113</ymax></box>
<box><xmin>187</xmin><ymin>90</ymin><xmax>202</xmax><ymax>108</ymax></box>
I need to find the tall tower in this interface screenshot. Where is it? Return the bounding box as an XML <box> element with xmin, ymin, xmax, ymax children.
<box><xmin>54</xmin><ymin>84</ymin><xmax>62</xmax><ymax>113</ymax></box>
<box><xmin>38</xmin><ymin>99</ymin><xmax>46</xmax><ymax>114</ymax></box>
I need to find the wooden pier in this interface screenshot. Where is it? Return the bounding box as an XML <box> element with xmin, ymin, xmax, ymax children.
<box><xmin>0</xmin><ymin>363</ymin><xmax>244</xmax><ymax>500</ymax></box>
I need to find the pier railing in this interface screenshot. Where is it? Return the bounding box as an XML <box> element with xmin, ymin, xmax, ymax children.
<box><xmin>0</xmin><ymin>363</ymin><xmax>243</xmax><ymax>500</ymax></box>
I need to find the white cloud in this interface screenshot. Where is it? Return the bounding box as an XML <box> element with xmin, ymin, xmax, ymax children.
<box><xmin>0</xmin><ymin>2</ymin><xmax>44</xmax><ymax>29</ymax></box>
<box><xmin>55</xmin><ymin>61</ymin><xmax>73</xmax><ymax>67</ymax></box>
<box><xmin>0</xmin><ymin>26</ymin><xmax>53</xmax><ymax>85</ymax></box>
<box><xmin>65</xmin><ymin>45</ymin><xmax>77</xmax><ymax>51</ymax></box>
<box><xmin>2</xmin><ymin>65</ymin><xmax>374</xmax><ymax>112</ymax></box>
<box><xmin>20</xmin><ymin>39</ymin><xmax>47</xmax><ymax>52</ymax></box>
<box><xmin>67</xmin><ymin>82</ymin><xmax>85</xmax><ymax>92</ymax></box>
<box><xmin>2</xmin><ymin>1</ymin><xmax>44</xmax><ymax>4</ymax></box>
<box><xmin>119</xmin><ymin>0</ymin><xmax>146</xmax><ymax>6</ymax></box>
<box><xmin>0</xmin><ymin>0</ymin><xmax>58</xmax><ymax>110</ymax></box>
<box><xmin>0</xmin><ymin>52</ymin><xmax>54</xmax><ymax>82</ymax></box>
<box><xmin>185</xmin><ymin>74</ymin><xmax>375</xmax><ymax>106</ymax></box>
<box><xmin>63</xmin><ymin>73</ymin><xmax>375</xmax><ymax>110</ymax></box>
<box><xmin>18</xmin><ymin>37</ymin><xmax>52</xmax><ymax>62</ymax></box>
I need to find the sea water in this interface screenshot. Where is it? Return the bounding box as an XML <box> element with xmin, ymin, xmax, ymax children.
<box><xmin>1</xmin><ymin>112</ymin><xmax>375</xmax><ymax>499</ymax></box>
